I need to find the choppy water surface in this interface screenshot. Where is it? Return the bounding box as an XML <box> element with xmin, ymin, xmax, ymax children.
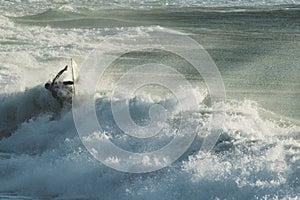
<box><xmin>0</xmin><ymin>1</ymin><xmax>299</xmax><ymax>199</ymax></box>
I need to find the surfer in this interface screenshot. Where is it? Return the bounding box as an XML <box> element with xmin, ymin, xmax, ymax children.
<box><xmin>45</xmin><ymin>65</ymin><xmax>74</xmax><ymax>106</ymax></box>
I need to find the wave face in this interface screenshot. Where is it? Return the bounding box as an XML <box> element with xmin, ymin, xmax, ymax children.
<box><xmin>0</xmin><ymin>93</ymin><xmax>299</xmax><ymax>199</ymax></box>
<box><xmin>0</xmin><ymin>1</ymin><xmax>299</xmax><ymax>199</ymax></box>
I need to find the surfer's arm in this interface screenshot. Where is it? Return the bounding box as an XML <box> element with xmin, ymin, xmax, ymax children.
<box><xmin>51</xmin><ymin>65</ymin><xmax>68</xmax><ymax>86</ymax></box>
<box><xmin>63</xmin><ymin>81</ymin><xmax>74</xmax><ymax>85</ymax></box>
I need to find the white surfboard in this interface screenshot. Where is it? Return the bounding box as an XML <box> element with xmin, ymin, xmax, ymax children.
<box><xmin>71</xmin><ymin>58</ymin><xmax>79</xmax><ymax>96</ymax></box>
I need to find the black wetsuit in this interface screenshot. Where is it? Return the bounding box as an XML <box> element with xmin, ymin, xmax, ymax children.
<box><xmin>47</xmin><ymin>66</ymin><xmax>74</xmax><ymax>106</ymax></box>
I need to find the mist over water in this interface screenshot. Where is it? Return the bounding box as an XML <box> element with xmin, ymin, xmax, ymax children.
<box><xmin>0</xmin><ymin>0</ymin><xmax>299</xmax><ymax>199</ymax></box>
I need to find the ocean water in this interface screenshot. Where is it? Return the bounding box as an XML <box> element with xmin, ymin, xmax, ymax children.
<box><xmin>0</xmin><ymin>0</ymin><xmax>300</xmax><ymax>199</ymax></box>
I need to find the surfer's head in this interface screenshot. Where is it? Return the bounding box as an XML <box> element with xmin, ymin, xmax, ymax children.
<box><xmin>44</xmin><ymin>82</ymin><xmax>51</xmax><ymax>90</ymax></box>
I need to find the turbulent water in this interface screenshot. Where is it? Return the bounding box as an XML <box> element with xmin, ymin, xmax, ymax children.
<box><xmin>0</xmin><ymin>0</ymin><xmax>300</xmax><ymax>199</ymax></box>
